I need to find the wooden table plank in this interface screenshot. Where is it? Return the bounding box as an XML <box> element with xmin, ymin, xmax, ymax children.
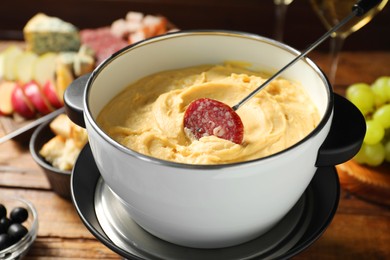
<box><xmin>308</xmin><ymin>51</ymin><xmax>390</xmax><ymax>89</ymax></box>
<box><xmin>27</xmin><ymin>238</ymin><xmax>120</xmax><ymax>259</ymax></box>
<box><xmin>0</xmin><ymin>139</ymin><xmax>50</xmax><ymax>190</ymax></box>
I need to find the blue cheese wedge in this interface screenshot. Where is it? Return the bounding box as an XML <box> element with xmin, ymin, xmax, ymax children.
<box><xmin>24</xmin><ymin>13</ymin><xmax>81</xmax><ymax>55</ymax></box>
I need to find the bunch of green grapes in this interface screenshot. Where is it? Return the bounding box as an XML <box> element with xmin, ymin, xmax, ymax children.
<box><xmin>346</xmin><ymin>76</ymin><xmax>390</xmax><ymax>167</ymax></box>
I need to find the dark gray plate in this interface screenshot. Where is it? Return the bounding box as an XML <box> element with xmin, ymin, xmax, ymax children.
<box><xmin>71</xmin><ymin>144</ymin><xmax>340</xmax><ymax>260</ymax></box>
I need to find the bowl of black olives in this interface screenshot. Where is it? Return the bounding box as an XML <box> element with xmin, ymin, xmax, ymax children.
<box><xmin>0</xmin><ymin>196</ymin><xmax>38</xmax><ymax>259</ymax></box>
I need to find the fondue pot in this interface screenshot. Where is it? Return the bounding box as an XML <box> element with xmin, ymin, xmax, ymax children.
<box><xmin>64</xmin><ymin>31</ymin><xmax>365</xmax><ymax>249</ymax></box>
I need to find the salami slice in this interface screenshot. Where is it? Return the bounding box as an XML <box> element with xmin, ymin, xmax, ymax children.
<box><xmin>80</xmin><ymin>27</ymin><xmax>128</xmax><ymax>64</ymax></box>
<box><xmin>183</xmin><ymin>98</ymin><xmax>244</xmax><ymax>144</ymax></box>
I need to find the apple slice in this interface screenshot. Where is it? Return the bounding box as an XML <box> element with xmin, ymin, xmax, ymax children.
<box><xmin>0</xmin><ymin>52</ymin><xmax>4</xmax><ymax>80</ymax></box>
<box><xmin>22</xmin><ymin>80</ymin><xmax>55</xmax><ymax>115</ymax></box>
<box><xmin>2</xmin><ymin>45</ymin><xmax>23</xmax><ymax>81</ymax></box>
<box><xmin>33</xmin><ymin>52</ymin><xmax>58</xmax><ymax>86</ymax></box>
<box><xmin>0</xmin><ymin>81</ymin><xmax>17</xmax><ymax>115</ymax></box>
<box><xmin>14</xmin><ymin>51</ymin><xmax>38</xmax><ymax>84</ymax></box>
<box><xmin>42</xmin><ymin>80</ymin><xmax>63</xmax><ymax>108</ymax></box>
<box><xmin>55</xmin><ymin>62</ymin><xmax>74</xmax><ymax>103</ymax></box>
<box><xmin>11</xmin><ymin>83</ymin><xmax>36</xmax><ymax>119</ymax></box>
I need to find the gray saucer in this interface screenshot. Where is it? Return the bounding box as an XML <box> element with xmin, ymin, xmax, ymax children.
<box><xmin>71</xmin><ymin>144</ymin><xmax>340</xmax><ymax>260</ymax></box>
<box><xmin>95</xmin><ymin>178</ymin><xmax>310</xmax><ymax>260</ymax></box>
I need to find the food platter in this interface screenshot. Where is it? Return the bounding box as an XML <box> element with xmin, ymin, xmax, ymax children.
<box><xmin>0</xmin><ymin>12</ymin><xmax>176</xmax><ymax>144</ymax></box>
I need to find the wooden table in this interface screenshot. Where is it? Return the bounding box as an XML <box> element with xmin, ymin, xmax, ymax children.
<box><xmin>1</xmin><ymin>50</ymin><xmax>390</xmax><ymax>259</ymax></box>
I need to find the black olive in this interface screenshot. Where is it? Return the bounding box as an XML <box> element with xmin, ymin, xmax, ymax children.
<box><xmin>7</xmin><ymin>223</ymin><xmax>28</xmax><ymax>242</ymax></box>
<box><xmin>0</xmin><ymin>217</ymin><xmax>11</xmax><ymax>234</ymax></box>
<box><xmin>0</xmin><ymin>233</ymin><xmax>11</xmax><ymax>250</ymax></box>
<box><xmin>0</xmin><ymin>204</ymin><xmax>6</xmax><ymax>219</ymax></box>
<box><xmin>10</xmin><ymin>207</ymin><xmax>28</xmax><ymax>223</ymax></box>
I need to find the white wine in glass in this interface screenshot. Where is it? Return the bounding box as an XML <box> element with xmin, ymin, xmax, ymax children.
<box><xmin>310</xmin><ymin>0</ymin><xmax>388</xmax><ymax>83</ymax></box>
<box><xmin>273</xmin><ymin>0</ymin><xmax>294</xmax><ymax>41</ymax></box>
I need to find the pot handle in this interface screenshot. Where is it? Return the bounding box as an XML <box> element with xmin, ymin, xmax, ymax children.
<box><xmin>64</xmin><ymin>73</ymin><xmax>91</xmax><ymax>128</ymax></box>
<box><xmin>315</xmin><ymin>93</ymin><xmax>366</xmax><ymax>167</ymax></box>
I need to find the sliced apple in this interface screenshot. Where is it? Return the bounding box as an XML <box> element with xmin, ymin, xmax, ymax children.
<box><xmin>42</xmin><ymin>80</ymin><xmax>63</xmax><ymax>108</ymax></box>
<box><xmin>0</xmin><ymin>52</ymin><xmax>4</xmax><ymax>80</ymax></box>
<box><xmin>3</xmin><ymin>45</ymin><xmax>23</xmax><ymax>81</ymax></box>
<box><xmin>0</xmin><ymin>81</ymin><xmax>17</xmax><ymax>115</ymax></box>
<box><xmin>55</xmin><ymin>62</ymin><xmax>74</xmax><ymax>103</ymax></box>
<box><xmin>33</xmin><ymin>52</ymin><xmax>58</xmax><ymax>86</ymax></box>
<box><xmin>14</xmin><ymin>51</ymin><xmax>38</xmax><ymax>84</ymax></box>
<box><xmin>22</xmin><ymin>80</ymin><xmax>55</xmax><ymax>115</ymax></box>
<box><xmin>11</xmin><ymin>83</ymin><xmax>36</xmax><ymax>119</ymax></box>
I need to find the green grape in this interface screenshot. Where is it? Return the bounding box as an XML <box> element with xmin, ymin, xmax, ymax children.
<box><xmin>385</xmin><ymin>141</ymin><xmax>390</xmax><ymax>162</ymax></box>
<box><xmin>346</xmin><ymin>83</ymin><xmax>375</xmax><ymax>115</ymax></box>
<box><xmin>373</xmin><ymin>104</ymin><xmax>390</xmax><ymax>129</ymax></box>
<box><xmin>372</xmin><ymin>90</ymin><xmax>386</xmax><ymax>108</ymax></box>
<box><xmin>371</xmin><ymin>76</ymin><xmax>390</xmax><ymax>102</ymax></box>
<box><xmin>385</xmin><ymin>128</ymin><xmax>390</xmax><ymax>140</ymax></box>
<box><xmin>364</xmin><ymin>143</ymin><xmax>385</xmax><ymax>166</ymax></box>
<box><xmin>364</xmin><ymin>120</ymin><xmax>385</xmax><ymax>145</ymax></box>
<box><xmin>353</xmin><ymin>143</ymin><xmax>368</xmax><ymax>164</ymax></box>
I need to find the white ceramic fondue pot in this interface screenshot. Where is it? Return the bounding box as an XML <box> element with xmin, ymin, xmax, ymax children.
<box><xmin>65</xmin><ymin>31</ymin><xmax>365</xmax><ymax>249</ymax></box>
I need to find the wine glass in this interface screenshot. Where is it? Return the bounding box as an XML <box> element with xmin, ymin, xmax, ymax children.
<box><xmin>309</xmin><ymin>0</ymin><xmax>388</xmax><ymax>84</ymax></box>
<box><xmin>273</xmin><ymin>0</ymin><xmax>294</xmax><ymax>41</ymax></box>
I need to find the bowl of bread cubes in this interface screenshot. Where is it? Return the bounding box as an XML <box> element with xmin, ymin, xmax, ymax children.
<box><xmin>29</xmin><ymin>114</ymin><xmax>87</xmax><ymax>199</ymax></box>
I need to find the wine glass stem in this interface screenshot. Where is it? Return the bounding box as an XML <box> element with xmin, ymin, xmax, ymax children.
<box><xmin>329</xmin><ymin>35</ymin><xmax>346</xmax><ymax>85</ymax></box>
<box><xmin>274</xmin><ymin>4</ymin><xmax>289</xmax><ymax>41</ymax></box>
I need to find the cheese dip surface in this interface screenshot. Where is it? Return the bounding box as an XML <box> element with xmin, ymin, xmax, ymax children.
<box><xmin>97</xmin><ymin>64</ymin><xmax>320</xmax><ymax>164</ymax></box>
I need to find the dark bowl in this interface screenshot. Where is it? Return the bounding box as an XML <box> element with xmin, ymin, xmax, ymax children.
<box><xmin>29</xmin><ymin>118</ymin><xmax>72</xmax><ymax>200</ymax></box>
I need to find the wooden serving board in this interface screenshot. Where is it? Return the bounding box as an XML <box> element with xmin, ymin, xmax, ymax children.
<box><xmin>337</xmin><ymin>160</ymin><xmax>390</xmax><ymax>206</ymax></box>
